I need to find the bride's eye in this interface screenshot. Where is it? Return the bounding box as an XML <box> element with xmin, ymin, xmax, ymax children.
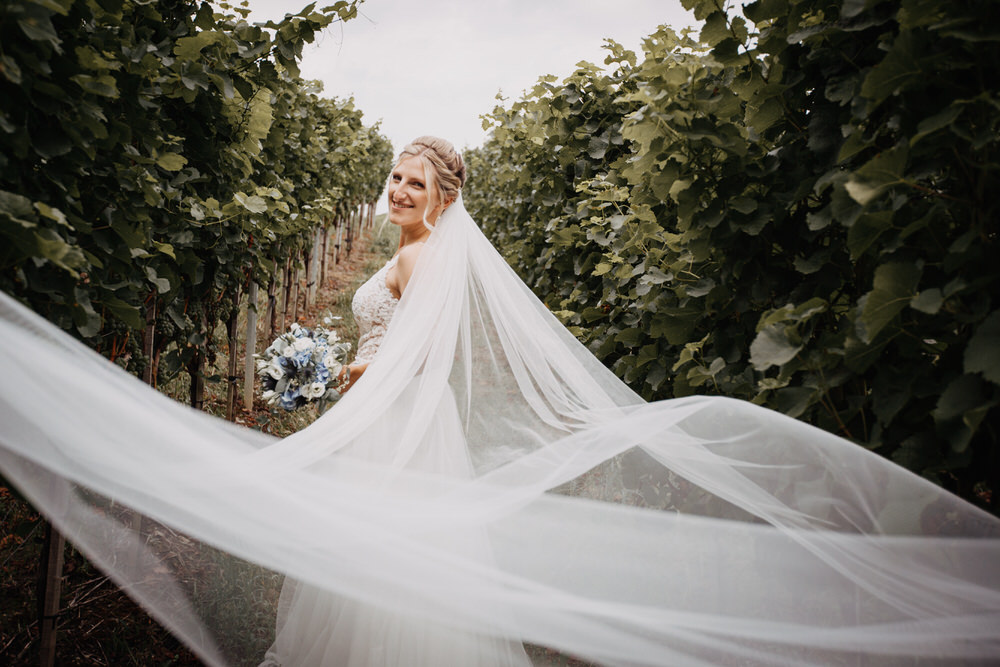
<box><xmin>390</xmin><ymin>174</ymin><xmax>402</xmax><ymax>182</ymax></box>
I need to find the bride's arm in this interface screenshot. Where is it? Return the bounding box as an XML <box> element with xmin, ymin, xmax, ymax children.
<box><xmin>338</xmin><ymin>361</ymin><xmax>367</xmax><ymax>393</ymax></box>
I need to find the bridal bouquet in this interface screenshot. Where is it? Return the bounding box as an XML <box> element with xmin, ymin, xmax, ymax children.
<box><xmin>255</xmin><ymin>320</ymin><xmax>351</xmax><ymax>412</ymax></box>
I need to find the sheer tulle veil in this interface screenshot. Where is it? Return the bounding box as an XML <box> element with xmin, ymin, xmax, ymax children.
<box><xmin>1</xmin><ymin>195</ymin><xmax>999</xmax><ymax>665</ymax></box>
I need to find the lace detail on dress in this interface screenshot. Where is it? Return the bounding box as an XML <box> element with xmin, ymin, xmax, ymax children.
<box><xmin>351</xmin><ymin>256</ymin><xmax>399</xmax><ymax>364</ymax></box>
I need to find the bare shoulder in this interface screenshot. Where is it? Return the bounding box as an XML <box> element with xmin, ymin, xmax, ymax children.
<box><xmin>387</xmin><ymin>242</ymin><xmax>425</xmax><ymax>298</ymax></box>
<box><xmin>394</xmin><ymin>242</ymin><xmax>425</xmax><ymax>277</ymax></box>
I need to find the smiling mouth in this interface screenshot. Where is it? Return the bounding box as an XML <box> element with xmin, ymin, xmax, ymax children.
<box><xmin>392</xmin><ymin>201</ymin><xmax>413</xmax><ymax>209</ymax></box>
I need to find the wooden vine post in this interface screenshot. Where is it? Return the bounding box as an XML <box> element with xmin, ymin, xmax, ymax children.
<box><xmin>345</xmin><ymin>209</ymin><xmax>354</xmax><ymax>258</ymax></box>
<box><xmin>189</xmin><ymin>353</ymin><xmax>204</xmax><ymax>410</ymax></box>
<box><xmin>224</xmin><ymin>290</ymin><xmax>241</xmax><ymax>421</ymax></box>
<box><xmin>37</xmin><ymin>521</ymin><xmax>65</xmax><ymax>667</ymax></box>
<box><xmin>266</xmin><ymin>260</ymin><xmax>278</xmax><ymax>342</ymax></box>
<box><xmin>189</xmin><ymin>304</ymin><xmax>208</xmax><ymax>410</ymax></box>
<box><xmin>306</xmin><ymin>231</ymin><xmax>319</xmax><ymax>309</ymax></box>
<box><xmin>334</xmin><ymin>216</ymin><xmax>343</xmax><ymax>265</ymax></box>
<box><xmin>319</xmin><ymin>220</ymin><xmax>330</xmax><ymax>289</ymax></box>
<box><xmin>291</xmin><ymin>260</ymin><xmax>301</xmax><ymax>325</ymax></box>
<box><xmin>244</xmin><ymin>282</ymin><xmax>259</xmax><ymax>410</ymax></box>
<box><xmin>282</xmin><ymin>258</ymin><xmax>293</xmax><ymax>331</ymax></box>
<box><xmin>142</xmin><ymin>296</ymin><xmax>157</xmax><ymax>385</ymax></box>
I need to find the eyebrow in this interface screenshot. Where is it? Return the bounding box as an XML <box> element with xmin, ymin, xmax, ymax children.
<box><xmin>391</xmin><ymin>172</ymin><xmax>424</xmax><ymax>186</ymax></box>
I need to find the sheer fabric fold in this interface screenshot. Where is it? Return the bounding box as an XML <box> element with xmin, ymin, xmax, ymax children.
<box><xmin>1</xmin><ymin>198</ymin><xmax>998</xmax><ymax>666</ymax></box>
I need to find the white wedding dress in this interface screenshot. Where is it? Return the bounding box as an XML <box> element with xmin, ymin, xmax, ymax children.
<box><xmin>260</xmin><ymin>255</ymin><xmax>531</xmax><ymax>666</ymax></box>
<box><xmin>1</xmin><ymin>197</ymin><xmax>998</xmax><ymax>666</ymax></box>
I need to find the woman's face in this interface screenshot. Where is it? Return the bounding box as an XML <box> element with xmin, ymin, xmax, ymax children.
<box><xmin>388</xmin><ymin>157</ymin><xmax>439</xmax><ymax>228</ymax></box>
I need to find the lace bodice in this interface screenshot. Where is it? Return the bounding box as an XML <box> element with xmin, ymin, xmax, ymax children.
<box><xmin>351</xmin><ymin>255</ymin><xmax>399</xmax><ymax>364</ymax></box>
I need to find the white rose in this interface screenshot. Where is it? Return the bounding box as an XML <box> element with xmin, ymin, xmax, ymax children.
<box><xmin>293</xmin><ymin>337</ymin><xmax>314</xmax><ymax>352</ymax></box>
<box><xmin>282</xmin><ymin>345</ymin><xmax>295</xmax><ymax>358</ymax></box>
<box><xmin>306</xmin><ymin>382</ymin><xmax>326</xmax><ymax>399</ymax></box>
<box><xmin>327</xmin><ymin>360</ymin><xmax>342</xmax><ymax>379</ymax></box>
<box><xmin>256</xmin><ymin>358</ymin><xmax>269</xmax><ymax>371</ymax></box>
<box><xmin>267</xmin><ymin>359</ymin><xmax>284</xmax><ymax>380</ymax></box>
<box><xmin>289</xmin><ymin>323</ymin><xmax>301</xmax><ymax>333</ymax></box>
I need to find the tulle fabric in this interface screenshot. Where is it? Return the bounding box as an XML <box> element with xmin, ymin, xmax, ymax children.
<box><xmin>1</xmin><ymin>197</ymin><xmax>999</xmax><ymax>666</ymax></box>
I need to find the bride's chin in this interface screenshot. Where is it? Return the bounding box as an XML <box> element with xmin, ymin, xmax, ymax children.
<box><xmin>389</xmin><ymin>210</ymin><xmax>423</xmax><ymax>226</ymax></box>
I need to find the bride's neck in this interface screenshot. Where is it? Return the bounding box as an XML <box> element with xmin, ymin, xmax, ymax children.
<box><xmin>398</xmin><ymin>223</ymin><xmax>432</xmax><ymax>248</ymax></box>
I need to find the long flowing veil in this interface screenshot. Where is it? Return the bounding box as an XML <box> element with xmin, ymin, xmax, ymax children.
<box><xmin>1</xmin><ymin>197</ymin><xmax>998</xmax><ymax>665</ymax></box>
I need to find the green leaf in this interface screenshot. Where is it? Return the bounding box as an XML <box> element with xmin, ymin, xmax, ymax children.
<box><xmin>649</xmin><ymin>312</ymin><xmax>697</xmax><ymax>345</ymax></box>
<box><xmin>0</xmin><ymin>55</ymin><xmax>22</xmax><ymax>84</ymax></box>
<box><xmin>730</xmin><ymin>196</ymin><xmax>757</xmax><ymax>214</ymax></box>
<box><xmin>615</xmin><ymin>328</ymin><xmax>644</xmax><ymax>347</ymax></box>
<box><xmin>75</xmin><ymin>46</ymin><xmax>118</xmax><ymax>71</ymax></box>
<box><xmin>910</xmin><ymin>105</ymin><xmax>962</xmax><ymax>147</ymax></box>
<box><xmin>32</xmin><ymin>0</ymin><xmax>72</xmax><ymax>14</ymax></box>
<box><xmin>34</xmin><ymin>202</ymin><xmax>70</xmax><ymax>227</ymax></box>
<box><xmin>152</xmin><ymin>241</ymin><xmax>176</xmax><ymax>259</ymax></box>
<box><xmin>587</xmin><ymin>134</ymin><xmax>609</xmax><ymax>159</ymax></box>
<box><xmin>0</xmin><ymin>190</ymin><xmax>34</xmax><ymax>220</ymax></box>
<box><xmin>175</xmin><ymin>31</ymin><xmax>227</xmax><ymax>61</ymax></box>
<box><xmin>144</xmin><ymin>266</ymin><xmax>171</xmax><ymax>294</ymax></box>
<box><xmin>844</xmin><ymin>180</ymin><xmax>880</xmax><ymax>206</ymax></box>
<box><xmin>34</xmin><ymin>228</ymin><xmax>85</xmax><ymax>272</ymax></box>
<box><xmin>156</xmin><ymin>152</ymin><xmax>188</xmax><ymax>171</ymax></box>
<box><xmin>750</xmin><ymin>323</ymin><xmax>802</xmax><ymax>370</ymax></box>
<box><xmin>841</xmin><ymin>0</ymin><xmax>872</xmax><ymax>18</ymax></box>
<box><xmin>18</xmin><ymin>12</ymin><xmax>61</xmax><ymax>47</ymax></box>
<box><xmin>32</xmin><ymin>131</ymin><xmax>74</xmax><ymax>159</ymax></box>
<box><xmin>845</xmin><ymin>143</ymin><xmax>909</xmax><ymax>205</ymax></box>
<box><xmin>70</xmin><ymin>74</ymin><xmax>119</xmax><ymax>98</ymax></box>
<box><xmin>757</xmin><ymin>297</ymin><xmax>828</xmax><ymax>329</ymax></box>
<box><xmin>934</xmin><ymin>374</ymin><xmax>986</xmax><ymax>421</ymax></box>
<box><xmin>860</xmin><ymin>31</ymin><xmax>921</xmax><ymax>108</ymax></box>
<box><xmin>743</xmin><ymin>0</ymin><xmax>788</xmax><ymax>22</ymax></box>
<box><xmin>700</xmin><ymin>11</ymin><xmax>731</xmax><ymax>47</ymax></box>
<box><xmin>858</xmin><ymin>262</ymin><xmax>921</xmax><ymax>343</ymax></box>
<box><xmin>72</xmin><ymin>287</ymin><xmax>101</xmax><ymax>338</ymax></box>
<box><xmin>747</xmin><ymin>96</ymin><xmax>784</xmax><ymax>134</ymax></box>
<box><xmin>910</xmin><ymin>288</ymin><xmax>943</xmax><ymax>314</ymax></box>
<box><xmin>847</xmin><ymin>211</ymin><xmax>893</xmax><ymax>259</ymax></box>
<box><xmin>965</xmin><ymin>311</ymin><xmax>1000</xmax><ymax>384</ymax></box>
<box><xmin>234</xmin><ymin>192</ymin><xmax>268</xmax><ymax>214</ymax></box>
<box><xmin>102</xmin><ymin>295</ymin><xmax>143</xmax><ymax>330</ymax></box>
<box><xmin>837</xmin><ymin>130</ymin><xmax>870</xmax><ymax>163</ymax></box>
<box><xmin>773</xmin><ymin>387</ymin><xmax>815</xmax><ymax>418</ymax></box>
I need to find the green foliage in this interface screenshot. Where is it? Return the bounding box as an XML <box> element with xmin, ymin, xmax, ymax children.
<box><xmin>0</xmin><ymin>0</ymin><xmax>393</xmax><ymax>383</ymax></box>
<box><xmin>465</xmin><ymin>0</ymin><xmax>999</xmax><ymax>511</ymax></box>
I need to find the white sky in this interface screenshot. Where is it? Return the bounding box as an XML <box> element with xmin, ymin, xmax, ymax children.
<box><xmin>242</xmin><ymin>0</ymin><xmax>697</xmax><ymax>154</ymax></box>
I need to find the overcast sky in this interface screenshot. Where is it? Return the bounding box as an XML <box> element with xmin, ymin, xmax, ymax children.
<box><xmin>242</xmin><ymin>0</ymin><xmax>697</xmax><ymax>155</ymax></box>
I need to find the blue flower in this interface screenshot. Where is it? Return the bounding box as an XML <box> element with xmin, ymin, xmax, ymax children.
<box><xmin>278</xmin><ymin>387</ymin><xmax>302</xmax><ymax>411</ymax></box>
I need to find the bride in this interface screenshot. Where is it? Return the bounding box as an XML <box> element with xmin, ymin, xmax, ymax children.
<box><xmin>0</xmin><ymin>136</ymin><xmax>998</xmax><ymax>666</ymax></box>
<box><xmin>260</xmin><ymin>138</ymin><xmax>531</xmax><ymax>666</ymax></box>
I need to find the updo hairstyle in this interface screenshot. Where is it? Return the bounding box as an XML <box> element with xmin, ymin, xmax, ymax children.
<box><xmin>396</xmin><ymin>136</ymin><xmax>467</xmax><ymax>209</ymax></box>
